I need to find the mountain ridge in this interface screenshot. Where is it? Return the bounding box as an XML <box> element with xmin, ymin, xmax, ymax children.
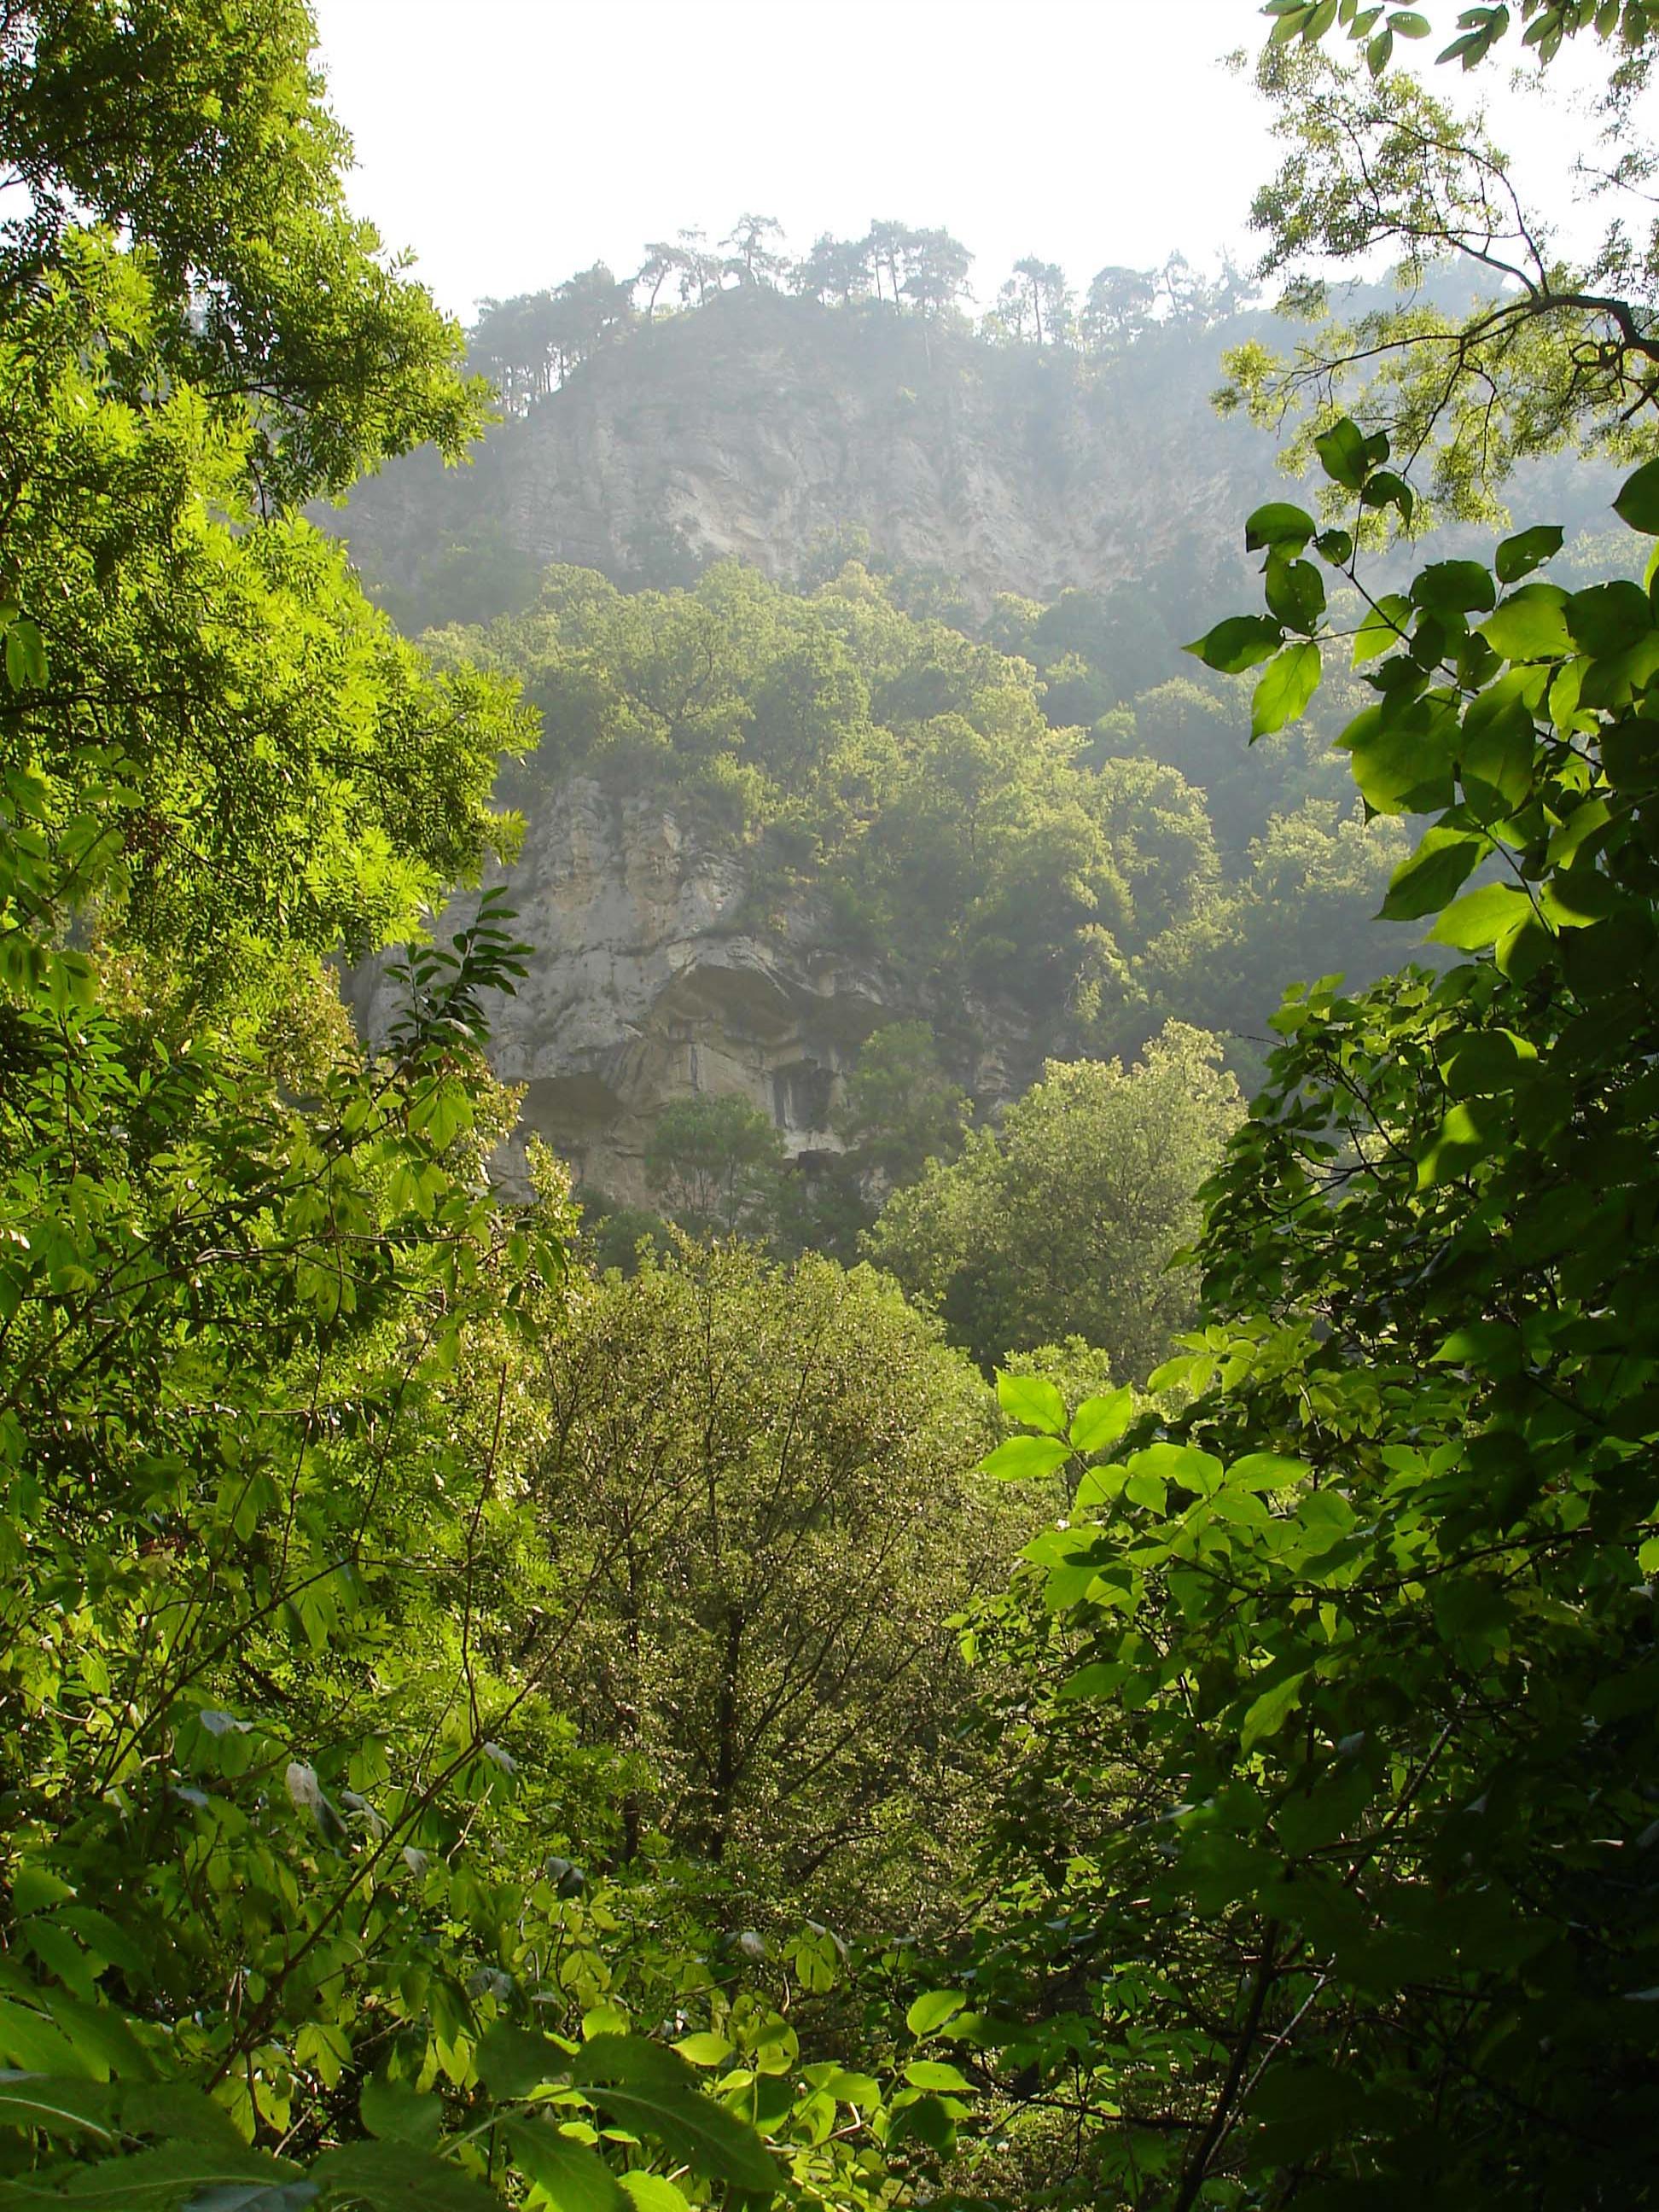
<box><xmin>330</xmin><ymin>285</ymin><xmax>1286</xmax><ymax>633</ymax></box>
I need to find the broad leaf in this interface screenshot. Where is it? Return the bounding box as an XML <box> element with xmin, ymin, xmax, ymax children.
<box><xmin>1411</xmin><ymin>560</ymin><xmax>1496</xmax><ymax>615</ymax></box>
<box><xmin>1379</xmin><ymin>826</ymin><xmax>1487</xmax><ymax>920</ymax></box>
<box><xmin>618</xmin><ymin>2179</ymin><xmax>687</xmax><ymax>2212</ymax></box>
<box><xmin>995</xmin><ymin>1372</ymin><xmax>1067</xmax><ymax>1436</ymax></box>
<box><xmin>1244</xmin><ymin>502</ymin><xmax>1317</xmax><ymax>553</ymax></box>
<box><xmin>568</xmin><ymin>2040</ymin><xmax>777</xmax><ymax>2196</ymax></box>
<box><xmin>981</xmin><ymin>1436</ymin><xmax>1072</xmax><ymax>1481</ymax></box>
<box><xmin>1427</xmin><ymin>882</ymin><xmax>1534</xmax><ymax>950</ymax></box>
<box><xmin>669</xmin><ymin>2035</ymin><xmax>731</xmax><ymax>2069</ymax></box>
<box><xmin>1495</xmin><ymin>525</ymin><xmax>1563</xmax><ymax>583</ymax></box>
<box><xmin>476</xmin><ymin>2021</ymin><xmax>563</xmax><ymax>2101</ymax></box>
<box><xmin>183</xmin><ymin>2187</ymin><xmax>317</xmax><ymax>2211</ymax></box>
<box><xmin>1340</xmin><ymin>702</ymin><xmax>1458</xmax><ymax>814</ymax></box>
<box><xmin>905</xmin><ymin>1990</ymin><xmax>967</xmax><ymax>2037</ymax></box>
<box><xmin>505</xmin><ymin>2125</ymin><xmax>628</xmax><ymax>2212</ymax></box>
<box><xmin>1352</xmin><ymin>593</ymin><xmax>1412</xmax><ymax>665</ymax></box>
<box><xmin>1264</xmin><ymin>556</ymin><xmax>1326</xmax><ymax>634</ymax></box>
<box><xmin>1184</xmin><ymin>614</ymin><xmax>1284</xmax><ymax>673</ymax></box>
<box><xmin>306</xmin><ymin>2142</ymin><xmax>501</xmax><ymax>2211</ymax></box>
<box><xmin>358</xmin><ymin>2077</ymin><xmax>441</xmax><ymax>2153</ymax></box>
<box><xmin>0</xmin><ymin>2146</ymin><xmax>302</xmax><ymax>2207</ymax></box>
<box><xmin>1226</xmin><ymin>1453</ymin><xmax>1307</xmax><ymax>1493</ymax></box>
<box><xmin>1614</xmin><ymin>453</ymin><xmax>1659</xmax><ymax>532</ymax></box>
<box><xmin>1069</xmin><ymin>1388</ymin><xmax>1133</xmax><ymax>1455</ymax></box>
<box><xmin>1314</xmin><ymin>416</ymin><xmax>1373</xmax><ymax>490</ymax></box>
<box><xmin>1240</xmin><ymin>1670</ymin><xmax>1308</xmax><ymax>1750</ymax></box>
<box><xmin>1459</xmin><ymin>690</ymin><xmax>1536</xmax><ymax>810</ymax></box>
<box><xmin>1251</xmin><ymin>640</ymin><xmax>1322</xmax><ymax>738</ymax></box>
<box><xmin>903</xmin><ymin>2060</ymin><xmax>969</xmax><ymax>2093</ymax></box>
<box><xmin>1565</xmin><ymin>579</ymin><xmax>1651</xmax><ymax>658</ymax></box>
<box><xmin>0</xmin><ymin>2077</ymin><xmax>119</xmax><ymax>2145</ymax></box>
<box><xmin>1480</xmin><ymin>585</ymin><xmax>1571</xmax><ymax>662</ymax></box>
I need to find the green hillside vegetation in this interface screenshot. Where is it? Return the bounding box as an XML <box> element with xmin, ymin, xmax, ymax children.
<box><xmin>3</xmin><ymin>3</ymin><xmax>1657</xmax><ymax>2211</ymax></box>
<box><xmin>435</xmin><ymin>556</ymin><xmax>1412</xmax><ymax>1062</ymax></box>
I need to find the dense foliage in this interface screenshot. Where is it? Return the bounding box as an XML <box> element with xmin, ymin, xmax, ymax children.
<box><xmin>924</xmin><ymin>6</ymin><xmax>1659</xmax><ymax>2185</ymax></box>
<box><xmin>436</xmin><ymin>560</ymin><xmax>1408</xmax><ymax>1074</ymax></box>
<box><xmin>0</xmin><ymin>9</ymin><xmax>928</xmax><ymax>2209</ymax></box>
<box><xmin>533</xmin><ymin>1243</ymin><xmax>1001</xmax><ymax>1911</ymax></box>
<box><xmin>8</xmin><ymin>3</ymin><xmax>1659</xmax><ymax>2211</ymax></box>
<box><xmin>941</xmin><ymin>423</ymin><xmax>1659</xmax><ymax>2210</ymax></box>
<box><xmin>865</xmin><ymin>1025</ymin><xmax>1241</xmax><ymax>1379</ymax></box>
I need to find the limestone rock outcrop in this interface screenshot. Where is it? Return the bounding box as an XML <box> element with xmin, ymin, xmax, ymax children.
<box><xmin>329</xmin><ymin>288</ymin><xmax>1276</xmax><ymax>629</ymax></box>
<box><xmin>357</xmin><ymin>777</ymin><xmax>1030</xmax><ymax>1205</ymax></box>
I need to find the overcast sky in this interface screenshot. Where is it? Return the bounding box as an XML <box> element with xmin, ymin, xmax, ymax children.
<box><xmin>310</xmin><ymin>0</ymin><xmax>1615</xmax><ymax>324</ymax></box>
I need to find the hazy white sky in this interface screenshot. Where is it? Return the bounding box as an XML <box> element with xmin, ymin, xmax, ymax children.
<box><xmin>310</xmin><ymin>0</ymin><xmax>1280</xmax><ymax>316</ymax></box>
<box><xmin>310</xmin><ymin>0</ymin><xmax>1612</xmax><ymax>324</ymax></box>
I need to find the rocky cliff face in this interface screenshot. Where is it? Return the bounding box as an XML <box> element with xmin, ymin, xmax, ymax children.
<box><xmin>364</xmin><ymin>778</ymin><xmax>1033</xmax><ymax>1206</ymax></box>
<box><xmin>332</xmin><ymin>288</ymin><xmax>1279</xmax><ymax>628</ymax></box>
<box><xmin>335</xmin><ymin>294</ymin><xmax>1279</xmax><ymax>1191</ymax></box>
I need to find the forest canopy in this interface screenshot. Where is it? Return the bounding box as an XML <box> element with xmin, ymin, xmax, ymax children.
<box><xmin>3</xmin><ymin>3</ymin><xmax>1658</xmax><ymax>2211</ymax></box>
<box><xmin>433</xmin><ymin>557</ymin><xmax>1409</xmax><ymax>1072</ymax></box>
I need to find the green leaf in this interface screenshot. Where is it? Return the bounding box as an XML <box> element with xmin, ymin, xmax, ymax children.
<box><xmin>1352</xmin><ymin>593</ymin><xmax>1412</xmax><ymax>665</ymax></box>
<box><xmin>1244</xmin><ymin>503</ymin><xmax>1318</xmax><ymax>553</ymax></box>
<box><xmin>811</xmin><ymin>2069</ymin><xmax>880</xmax><ymax>2107</ymax></box>
<box><xmin>1241</xmin><ymin>1669</ymin><xmax>1308</xmax><ymax>1750</ymax></box>
<box><xmin>1565</xmin><ymin>579</ymin><xmax>1651</xmax><ymax>657</ymax></box>
<box><xmin>1614</xmin><ymin>453</ymin><xmax>1659</xmax><ymax>533</ymax></box>
<box><xmin>0</xmin><ymin>2006</ymin><xmax>94</xmax><ymax>2080</ymax></box>
<box><xmin>568</xmin><ymin>2039</ymin><xmax>777</xmax><ymax>2196</ymax></box>
<box><xmin>1411</xmin><ymin>560</ymin><xmax>1497</xmax><ymax>615</ymax></box>
<box><xmin>1480</xmin><ymin>585</ymin><xmax>1571</xmax><ymax>662</ymax></box>
<box><xmin>1251</xmin><ymin>641</ymin><xmax>1322</xmax><ymax>738</ymax></box>
<box><xmin>183</xmin><ymin>2185</ymin><xmax>317</xmax><ymax>2210</ymax></box>
<box><xmin>1388</xmin><ymin>8</ymin><xmax>1430</xmax><ymax>29</ymax></box>
<box><xmin>890</xmin><ymin>2093</ymin><xmax>953</xmax><ymax>2152</ymax></box>
<box><xmin>1379</xmin><ymin>826</ymin><xmax>1487</xmax><ymax>920</ymax></box>
<box><xmin>1184</xmin><ymin>614</ymin><xmax>1284</xmax><ymax>673</ymax></box>
<box><xmin>1427</xmin><ymin>882</ymin><xmax>1534</xmax><ymax>950</ymax></box>
<box><xmin>0</xmin><ymin>2147</ymin><xmax>302</xmax><ymax>2207</ymax></box>
<box><xmin>3</xmin><ymin>620</ymin><xmax>47</xmax><ymax>692</ymax></box>
<box><xmin>0</xmin><ymin>2077</ymin><xmax>120</xmax><ymax>2145</ymax></box>
<box><xmin>28</xmin><ymin>2002</ymin><xmax>152</xmax><ymax>2090</ymax></box>
<box><xmin>1226</xmin><ymin>1453</ymin><xmax>1307</xmax><ymax>1493</ymax></box>
<box><xmin>1314</xmin><ymin>416</ymin><xmax>1373</xmax><ymax>490</ymax></box>
<box><xmin>981</xmin><ymin>1436</ymin><xmax>1072</xmax><ymax>1481</ymax></box>
<box><xmin>1495</xmin><ymin>525</ymin><xmax>1563</xmax><ymax>583</ymax></box>
<box><xmin>476</xmin><ymin>2021</ymin><xmax>563</xmax><ymax>2101</ymax></box>
<box><xmin>1415</xmin><ymin>1099</ymin><xmax>1482</xmax><ymax>1187</ymax></box>
<box><xmin>995</xmin><ymin>1371</ymin><xmax>1067</xmax><ymax>1435</ymax></box>
<box><xmin>306</xmin><ymin>2141</ymin><xmax>501</xmax><ymax>2211</ymax></box>
<box><xmin>1055</xmin><ymin>1662</ymin><xmax>1126</xmax><ymax>1703</ymax></box>
<box><xmin>1459</xmin><ymin>689</ymin><xmax>1536</xmax><ymax>810</ymax></box>
<box><xmin>1339</xmin><ymin>701</ymin><xmax>1458</xmax><ymax>814</ymax></box>
<box><xmin>1265</xmin><ymin>556</ymin><xmax>1327</xmax><ymax>634</ymax></box>
<box><xmin>905</xmin><ymin>1991</ymin><xmax>967</xmax><ymax>2037</ymax></box>
<box><xmin>1438</xmin><ymin>1030</ymin><xmax>1535</xmax><ymax>1096</ymax></box>
<box><xmin>903</xmin><ymin>2061</ymin><xmax>970</xmax><ymax>2093</ymax></box>
<box><xmin>618</xmin><ymin>2178</ymin><xmax>687</xmax><ymax>2212</ymax></box>
<box><xmin>505</xmin><ymin>2125</ymin><xmax>628</xmax><ymax>2212</ymax></box>
<box><xmin>1359</xmin><ymin>469</ymin><xmax>1414</xmax><ymax>523</ymax></box>
<box><xmin>1069</xmin><ymin>1387</ymin><xmax>1133</xmax><ymax>1455</ymax></box>
<box><xmin>669</xmin><ymin>2034</ymin><xmax>731</xmax><ymax>2069</ymax></box>
<box><xmin>358</xmin><ymin>2077</ymin><xmax>441</xmax><ymax>2153</ymax></box>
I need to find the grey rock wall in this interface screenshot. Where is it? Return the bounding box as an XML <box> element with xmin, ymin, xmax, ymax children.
<box><xmin>357</xmin><ymin>777</ymin><xmax>1030</xmax><ymax>1205</ymax></box>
